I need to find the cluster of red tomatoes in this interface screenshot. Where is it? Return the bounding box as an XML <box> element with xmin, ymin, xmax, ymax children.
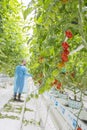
<box><xmin>51</xmin><ymin>79</ymin><xmax>62</xmax><ymax>90</ymax></box>
<box><xmin>61</xmin><ymin>30</ymin><xmax>73</xmax><ymax>63</ymax></box>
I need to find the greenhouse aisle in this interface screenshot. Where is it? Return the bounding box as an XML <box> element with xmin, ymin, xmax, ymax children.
<box><xmin>0</xmin><ymin>90</ymin><xmax>58</xmax><ymax>130</ymax></box>
<box><xmin>0</xmin><ymin>77</ymin><xmax>87</xmax><ymax>130</ymax></box>
<box><xmin>0</xmin><ymin>77</ymin><xmax>59</xmax><ymax>130</ymax></box>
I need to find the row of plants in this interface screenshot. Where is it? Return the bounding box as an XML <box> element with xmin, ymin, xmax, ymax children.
<box><xmin>23</xmin><ymin>0</ymin><xmax>87</xmax><ymax>97</ymax></box>
<box><xmin>0</xmin><ymin>0</ymin><xmax>29</xmax><ymax>76</ymax></box>
<box><xmin>19</xmin><ymin>1</ymin><xmax>87</xmax><ymax>129</ymax></box>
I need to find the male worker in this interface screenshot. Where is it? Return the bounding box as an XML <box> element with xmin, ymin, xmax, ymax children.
<box><xmin>14</xmin><ymin>59</ymin><xmax>32</xmax><ymax>102</ymax></box>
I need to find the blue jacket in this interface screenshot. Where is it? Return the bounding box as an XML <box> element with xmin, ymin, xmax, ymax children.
<box><xmin>14</xmin><ymin>65</ymin><xmax>32</xmax><ymax>93</ymax></box>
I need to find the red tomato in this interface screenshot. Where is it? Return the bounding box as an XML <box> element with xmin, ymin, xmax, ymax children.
<box><xmin>53</xmin><ymin>79</ymin><xmax>59</xmax><ymax>85</ymax></box>
<box><xmin>65</xmin><ymin>30</ymin><xmax>73</xmax><ymax>38</ymax></box>
<box><xmin>57</xmin><ymin>83</ymin><xmax>62</xmax><ymax>89</ymax></box>
<box><xmin>63</xmin><ymin>49</ymin><xmax>69</xmax><ymax>55</ymax></box>
<box><xmin>77</xmin><ymin>127</ymin><xmax>82</xmax><ymax>130</ymax></box>
<box><xmin>61</xmin><ymin>53</ymin><xmax>68</xmax><ymax>62</ymax></box>
<box><xmin>62</xmin><ymin>42</ymin><xmax>69</xmax><ymax>50</ymax></box>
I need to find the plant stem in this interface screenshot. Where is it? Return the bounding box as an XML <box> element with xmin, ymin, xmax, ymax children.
<box><xmin>75</xmin><ymin>89</ymin><xmax>83</xmax><ymax>130</ymax></box>
<box><xmin>78</xmin><ymin>0</ymin><xmax>87</xmax><ymax>48</ymax></box>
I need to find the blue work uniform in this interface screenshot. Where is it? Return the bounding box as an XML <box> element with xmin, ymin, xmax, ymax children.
<box><xmin>14</xmin><ymin>65</ymin><xmax>32</xmax><ymax>94</ymax></box>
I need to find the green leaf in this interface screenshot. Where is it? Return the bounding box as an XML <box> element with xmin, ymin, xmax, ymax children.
<box><xmin>22</xmin><ymin>7</ymin><xmax>33</xmax><ymax>20</ymax></box>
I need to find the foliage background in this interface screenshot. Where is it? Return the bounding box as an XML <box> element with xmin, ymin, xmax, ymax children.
<box><xmin>0</xmin><ymin>0</ymin><xmax>29</xmax><ymax>76</ymax></box>
<box><xmin>0</xmin><ymin>0</ymin><xmax>87</xmax><ymax>93</ymax></box>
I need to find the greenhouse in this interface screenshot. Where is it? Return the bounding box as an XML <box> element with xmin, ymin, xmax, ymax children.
<box><xmin>0</xmin><ymin>0</ymin><xmax>87</xmax><ymax>130</ymax></box>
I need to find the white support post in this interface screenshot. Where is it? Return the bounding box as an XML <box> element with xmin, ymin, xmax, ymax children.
<box><xmin>69</xmin><ymin>44</ymin><xmax>84</xmax><ymax>55</ymax></box>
